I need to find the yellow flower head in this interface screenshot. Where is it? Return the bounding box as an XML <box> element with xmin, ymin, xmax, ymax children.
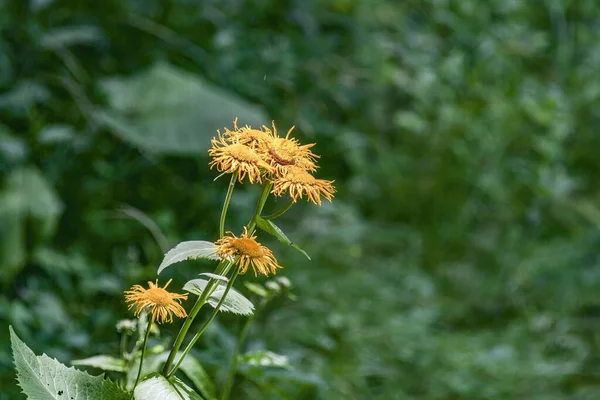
<box><xmin>225</xmin><ymin>118</ymin><xmax>274</xmax><ymax>149</ymax></box>
<box><xmin>259</xmin><ymin>122</ymin><xmax>319</xmax><ymax>176</ymax></box>
<box><xmin>208</xmin><ymin>132</ymin><xmax>273</xmax><ymax>183</ymax></box>
<box><xmin>125</xmin><ymin>279</ymin><xmax>188</xmax><ymax>324</ymax></box>
<box><xmin>271</xmin><ymin>165</ymin><xmax>335</xmax><ymax>205</ymax></box>
<box><xmin>215</xmin><ymin>227</ymin><xmax>282</xmax><ymax>276</ymax></box>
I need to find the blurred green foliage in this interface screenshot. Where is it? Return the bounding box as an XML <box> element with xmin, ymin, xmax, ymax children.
<box><xmin>1</xmin><ymin>0</ymin><xmax>600</xmax><ymax>398</ymax></box>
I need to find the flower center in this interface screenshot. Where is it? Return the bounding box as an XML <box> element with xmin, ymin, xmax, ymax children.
<box><xmin>226</xmin><ymin>143</ymin><xmax>263</xmax><ymax>163</ymax></box>
<box><xmin>231</xmin><ymin>238</ymin><xmax>264</xmax><ymax>258</ymax></box>
<box><xmin>145</xmin><ymin>288</ymin><xmax>172</xmax><ymax>306</ymax></box>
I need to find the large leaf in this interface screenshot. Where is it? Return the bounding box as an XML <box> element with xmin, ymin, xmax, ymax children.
<box><xmin>255</xmin><ymin>217</ymin><xmax>310</xmax><ymax>260</ymax></box>
<box><xmin>0</xmin><ymin>167</ymin><xmax>63</xmax><ymax>283</ymax></box>
<box><xmin>71</xmin><ymin>355</ymin><xmax>126</xmax><ymax>372</ymax></box>
<box><xmin>10</xmin><ymin>326</ymin><xmax>129</xmax><ymax>400</ymax></box>
<box><xmin>183</xmin><ymin>279</ymin><xmax>254</xmax><ymax>315</ymax></box>
<box><xmin>134</xmin><ymin>375</ymin><xmax>203</xmax><ymax>400</ymax></box>
<box><xmin>97</xmin><ymin>62</ymin><xmax>267</xmax><ymax>155</ymax></box>
<box><xmin>158</xmin><ymin>241</ymin><xmax>221</xmax><ymax>274</ymax></box>
<box><xmin>5</xmin><ymin>166</ymin><xmax>63</xmax><ymax>239</ymax></box>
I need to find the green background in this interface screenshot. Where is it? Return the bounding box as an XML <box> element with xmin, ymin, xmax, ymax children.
<box><xmin>1</xmin><ymin>0</ymin><xmax>600</xmax><ymax>398</ymax></box>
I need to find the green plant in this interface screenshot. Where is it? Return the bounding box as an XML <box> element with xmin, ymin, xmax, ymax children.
<box><xmin>10</xmin><ymin>119</ymin><xmax>334</xmax><ymax>399</ymax></box>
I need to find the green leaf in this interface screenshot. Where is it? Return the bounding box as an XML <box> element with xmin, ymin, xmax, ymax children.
<box><xmin>243</xmin><ymin>282</ymin><xmax>269</xmax><ymax>298</ymax></box>
<box><xmin>10</xmin><ymin>326</ymin><xmax>129</xmax><ymax>400</ymax></box>
<box><xmin>0</xmin><ymin>81</ymin><xmax>50</xmax><ymax>114</ymax></box>
<box><xmin>0</xmin><ymin>124</ymin><xmax>28</xmax><ymax>162</ymax></box>
<box><xmin>178</xmin><ymin>355</ymin><xmax>217</xmax><ymax>400</ymax></box>
<box><xmin>5</xmin><ymin>166</ymin><xmax>63</xmax><ymax>239</ymax></box>
<box><xmin>183</xmin><ymin>279</ymin><xmax>254</xmax><ymax>315</ymax></box>
<box><xmin>255</xmin><ymin>217</ymin><xmax>311</xmax><ymax>260</ymax></box>
<box><xmin>140</xmin><ymin>352</ymin><xmax>216</xmax><ymax>399</ymax></box>
<box><xmin>71</xmin><ymin>355</ymin><xmax>126</xmax><ymax>373</ymax></box>
<box><xmin>158</xmin><ymin>241</ymin><xmax>220</xmax><ymax>274</ymax></box>
<box><xmin>97</xmin><ymin>62</ymin><xmax>267</xmax><ymax>155</ymax></box>
<box><xmin>198</xmin><ymin>272</ymin><xmax>228</xmax><ymax>282</ymax></box>
<box><xmin>134</xmin><ymin>375</ymin><xmax>203</xmax><ymax>400</ymax></box>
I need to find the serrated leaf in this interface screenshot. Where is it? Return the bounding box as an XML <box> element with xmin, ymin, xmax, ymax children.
<box><xmin>134</xmin><ymin>375</ymin><xmax>203</xmax><ymax>400</ymax></box>
<box><xmin>10</xmin><ymin>326</ymin><xmax>129</xmax><ymax>400</ymax></box>
<box><xmin>255</xmin><ymin>217</ymin><xmax>311</xmax><ymax>260</ymax></box>
<box><xmin>183</xmin><ymin>279</ymin><xmax>254</xmax><ymax>315</ymax></box>
<box><xmin>158</xmin><ymin>241</ymin><xmax>220</xmax><ymax>274</ymax></box>
<box><xmin>97</xmin><ymin>62</ymin><xmax>267</xmax><ymax>155</ymax></box>
<box><xmin>71</xmin><ymin>355</ymin><xmax>126</xmax><ymax>372</ymax></box>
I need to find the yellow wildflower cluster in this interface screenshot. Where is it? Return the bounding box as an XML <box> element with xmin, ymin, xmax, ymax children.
<box><xmin>208</xmin><ymin>119</ymin><xmax>335</xmax><ymax>205</ymax></box>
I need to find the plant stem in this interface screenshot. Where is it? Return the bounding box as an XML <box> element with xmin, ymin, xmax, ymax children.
<box><xmin>130</xmin><ymin>319</ymin><xmax>152</xmax><ymax>399</ymax></box>
<box><xmin>160</xmin><ymin>260</ymin><xmax>230</xmax><ymax>375</ymax></box>
<box><xmin>220</xmin><ymin>173</ymin><xmax>237</xmax><ymax>238</ymax></box>
<box><xmin>247</xmin><ymin>182</ymin><xmax>272</xmax><ymax>233</ymax></box>
<box><xmin>167</xmin><ymin>271</ymin><xmax>240</xmax><ymax>378</ymax></box>
<box><xmin>220</xmin><ymin>298</ymin><xmax>265</xmax><ymax>400</ymax></box>
<box><xmin>162</xmin><ymin>181</ymin><xmax>271</xmax><ymax>377</ymax></box>
<box><xmin>262</xmin><ymin>198</ymin><xmax>294</xmax><ymax>220</ymax></box>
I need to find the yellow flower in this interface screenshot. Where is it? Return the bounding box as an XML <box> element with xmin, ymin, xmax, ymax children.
<box><xmin>215</xmin><ymin>227</ymin><xmax>282</xmax><ymax>276</ymax></box>
<box><xmin>258</xmin><ymin>122</ymin><xmax>319</xmax><ymax>176</ymax></box>
<box><xmin>224</xmin><ymin>118</ymin><xmax>273</xmax><ymax>149</ymax></box>
<box><xmin>271</xmin><ymin>165</ymin><xmax>335</xmax><ymax>205</ymax></box>
<box><xmin>125</xmin><ymin>279</ymin><xmax>188</xmax><ymax>324</ymax></box>
<box><xmin>208</xmin><ymin>133</ymin><xmax>273</xmax><ymax>183</ymax></box>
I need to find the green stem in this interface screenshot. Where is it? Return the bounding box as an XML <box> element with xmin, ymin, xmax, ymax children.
<box><xmin>130</xmin><ymin>319</ymin><xmax>152</xmax><ymax>399</ymax></box>
<box><xmin>262</xmin><ymin>199</ymin><xmax>294</xmax><ymax>220</ymax></box>
<box><xmin>247</xmin><ymin>182</ymin><xmax>272</xmax><ymax>233</ymax></box>
<box><xmin>161</xmin><ymin>260</ymin><xmax>230</xmax><ymax>375</ymax></box>
<box><xmin>162</xmin><ymin>181</ymin><xmax>272</xmax><ymax>377</ymax></box>
<box><xmin>220</xmin><ymin>298</ymin><xmax>266</xmax><ymax>400</ymax></box>
<box><xmin>220</xmin><ymin>173</ymin><xmax>237</xmax><ymax>238</ymax></box>
<box><xmin>167</xmin><ymin>271</ymin><xmax>240</xmax><ymax>378</ymax></box>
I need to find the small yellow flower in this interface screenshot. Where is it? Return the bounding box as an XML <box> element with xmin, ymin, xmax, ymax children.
<box><xmin>258</xmin><ymin>122</ymin><xmax>319</xmax><ymax>176</ymax></box>
<box><xmin>125</xmin><ymin>279</ymin><xmax>188</xmax><ymax>324</ymax></box>
<box><xmin>208</xmin><ymin>133</ymin><xmax>273</xmax><ymax>183</ymax></box>
<box><xmin>271</xmin><ymin>166</ymin><xmax>335</xmax><ymax>205</ymax></box>
<box><xmin>216</xmin><ymin>227</ymin><xmax>282</xmax><ymax>276</ymax></box>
